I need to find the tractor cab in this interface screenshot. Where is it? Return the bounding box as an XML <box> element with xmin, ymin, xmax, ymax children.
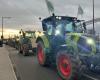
<box><xmin>25</xmin><ymin>31</ymin><xmax>35</xmax><ymax>38</ymax></box>
<box><xmin>41</xmin><ymin>15</ymin><xmax>88</xmax><ymax>54</ymax></box>
<box><xmin>42</xmin><ymin>15</ymin><xmax>86</xmax><ymax>36</ymax></box>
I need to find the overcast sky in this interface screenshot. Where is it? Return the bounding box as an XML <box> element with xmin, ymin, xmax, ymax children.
<box><xmin>0</xmin><ymin>0</ymin><xmax>100</xmax><ymax>32</ymax></box>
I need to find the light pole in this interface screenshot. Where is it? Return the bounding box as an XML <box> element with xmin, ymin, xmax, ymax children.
<box><xmin>1</xmin><ymin>17</ymin><xmax>11</xmax><ymax>44</ymax></box>
<box><xmin>93</xmin><ymin>0</ymin><xmax>95</xmax><ymax>34</ymax></box>
<box><xmin>1</xmin><ymin>17</ymin><xmax>3</xmax><ymax>40</ymax></box>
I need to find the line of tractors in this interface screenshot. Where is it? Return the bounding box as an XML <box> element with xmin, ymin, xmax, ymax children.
<box><xmin>6</xmin><ymin>14</ymin><xmax>100</xmax><ymax>80</ymax></box>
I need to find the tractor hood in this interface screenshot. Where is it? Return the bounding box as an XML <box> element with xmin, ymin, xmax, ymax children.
<box><xmin>66</xmin><ymin>33</ymin><xmax>97</xmax><ymax>56</ymax></box>
<box><xmin>73</xmin><ymin>33</ymin><xmax>100</xmax><ymax>73</ymax></box>
<box><xmin>77</xmin><ymin>33</ymin><xmax>97</xmax><ymax>55</ymax></box>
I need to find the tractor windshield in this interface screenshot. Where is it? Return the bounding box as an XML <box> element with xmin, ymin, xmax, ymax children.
<box><xmin>26</xmin><ymin>32</ymin><xmax>34</xmax><ymax>38</ymax></box>
<box><xmin>64</xmin><ymin>21</ymin><xmax>85</xmax><ymax>33</ymax></box>
<box><xmin>56</xmin><ymin>20</ymin><xmax>86</xmax><ymax>33</ymax></box>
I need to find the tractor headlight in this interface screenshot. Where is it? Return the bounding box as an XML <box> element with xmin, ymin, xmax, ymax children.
<box><xmin>55</xmin><ymin>30</ymin><xmax>60</xmax><ymax>35</ymax></box>
<box><xmin>87</xmin><ymin>38</ymin><xmax>94</xmax><ymax>45</ymax></box>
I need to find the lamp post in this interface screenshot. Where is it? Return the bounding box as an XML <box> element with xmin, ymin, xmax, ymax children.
<box><xmin>93</xmin><ymin>0</ymin><xmax>95</xmax><ymax>34</ymax></box>
<box><xmin>1</xmin><ymin>17</ymin><xmax>3</xmax><ymax>39</ymax></box>
<box><xmin>1</xmin><ymin>17</ymin><xmax>11</xmax><ymax>45</ymax></box>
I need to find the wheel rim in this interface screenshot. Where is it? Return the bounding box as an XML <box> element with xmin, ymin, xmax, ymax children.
<box><xmin>58</xmin><ymin>55</ymin><xmax>71</xmax><ymax>78</ymax></box>
<box><xmin>37</xmin><ymin>44</ymin><xmax>44</xmax><ymax>64</ymax></box>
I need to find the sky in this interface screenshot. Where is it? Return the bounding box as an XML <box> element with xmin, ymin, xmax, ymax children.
<box><xmin>0</xmin><ymin>0</ymin><xmax>100</xmax><ymax>38</ymax></box>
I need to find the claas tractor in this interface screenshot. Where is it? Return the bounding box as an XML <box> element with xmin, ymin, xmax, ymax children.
<box><xmin>36</xmin><ymin>14</ymin><xmax>100</xmax><ymax>80</ymax></box>
<box><xmin>18</xmin><ymin>30</ymin><xmax>35</xmax><ymax>56</ymax></box>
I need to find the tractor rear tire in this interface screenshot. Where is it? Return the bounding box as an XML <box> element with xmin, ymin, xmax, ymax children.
<box><xmin>23</xmin><ymin>50</ymin><xmax>29</xmax><ymax>56</ymax></box>
<box><xmin>22</xmin><ymin>44</ymin><xmax>29</xmax><ymax>56</ymax></box>
<box><xmin>36</xmin><ymin>41</ymin><xmax>49</xmax><ymax>66</ymax></box>
<box><xmin>18</xmin><ymin>45</ymin><xmax>23</xmax><ymax>54</ymax></box>
<box><xmin>56</xmin><ymin>50</ymin><xmax>80</xmax><ymax>80</ymax></box>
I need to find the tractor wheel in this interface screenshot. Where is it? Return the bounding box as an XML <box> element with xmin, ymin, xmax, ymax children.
<box><xmin>23</xmin><ymin>44</ymin><xmax>29</xmax><ymax>56</ymax></box>
<box><xmin>36</xmin><ymin>41</ymin><xmax>49</xmax><ymax>66</ymax></box>
<box><xmin>56</xmin><ymin>51</ymin><xmax>79</xmax><ymax>80</ymax></box>
<box><xmin>23</xmin><ymin>50</ymin><xmax>29</xmax><ymax>56</ymax></box>
<box><xmin>18</xmin><ymin>45</ymin><xmax>23</xmax><ymax>53</ymax></box>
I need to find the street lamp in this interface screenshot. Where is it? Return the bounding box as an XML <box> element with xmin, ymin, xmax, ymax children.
<box><xmin>1</xmin><ymin>17</ymin><xmax>11</xmax><ymax>45</ymax></box>
<box><xmin>93</xmin><ymin>0</ymin><xmax>95</xmax><ymax>34</ymax></box>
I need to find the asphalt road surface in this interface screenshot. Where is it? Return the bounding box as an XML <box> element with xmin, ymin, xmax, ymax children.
<box><xmin>6</xmin><ymin>46</ymin><xmax>99</xmax><ymax>80</ymax></box>
<box><xmin>6</xmin><ymin>46</ymin><xmax>60</xmax><ymax>80</ymax></box>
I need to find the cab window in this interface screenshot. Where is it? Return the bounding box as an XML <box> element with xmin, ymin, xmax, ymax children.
<box><xmin>46</xmin><ymin>22</ymin><xmax>53</xmax><ymax>35</ymax></box>
<box><xmin>65</xmin><ymin>22</ymin><xmax>74</xmax><ymax>32</ymax></box>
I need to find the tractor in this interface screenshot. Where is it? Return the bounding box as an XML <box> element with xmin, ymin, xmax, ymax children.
<box><xmin>18</xmin><ymin>30</ymin><xmax>35</xmax><ymax>56</ymax></box>
<box><xmin>13</xmin><ymin>36</ymin><xmax>19</xmax><ymax>49</ymax></box>
<box><xmin>36</xmin><ymin>14</ymin><xmax>100</xmax><ymax>80</ymax></box>
<box><xmin>31</xmin><ymin>31</ymin><xmax>44</xmax><ymax>54</ymax></box>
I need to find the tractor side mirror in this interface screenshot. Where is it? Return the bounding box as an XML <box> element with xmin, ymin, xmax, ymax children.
<box><xmin>83</xmin><ymin>22</ymin><xmax>86</xmax><ymax>30</ymax></box>
<box><xmin>42</xmin><ymin>23</ymin><xmax>47</xmax><ymax>31</ymax></box>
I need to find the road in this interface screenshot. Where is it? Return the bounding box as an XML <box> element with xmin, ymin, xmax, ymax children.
<box><xmin>6</xmin><ymin>46</ymin><xmax>99</xmax><ymax>80</ymax></box>
<box><xmin>6</xmin><ymin>46</ymin><xmax>60</xmax><ymax>80</ymax></box>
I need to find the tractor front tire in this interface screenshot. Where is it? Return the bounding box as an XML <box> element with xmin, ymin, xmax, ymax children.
<box><xmin>18</xmin><ymin>45</ymin><xmax>23</xmax><ymax>54</ymax></box>
<box><xmin>36</xmin><ymin>41</ymin><xmax>49</xmax><ymax>66</ymax></box>
<box><xmin>56</xmin><ymin>51</ymin><xmax>80</xmax><ymax>80</ymax></box>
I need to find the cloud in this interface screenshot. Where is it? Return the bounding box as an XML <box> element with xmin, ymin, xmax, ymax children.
<box><xmin>0</xmin><ymin>0</ymin><xmax>99</xmax><ymax>32</ymax></box>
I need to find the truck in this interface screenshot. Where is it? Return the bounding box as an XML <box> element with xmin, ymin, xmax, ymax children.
<box><xmin>36</xmin><ymin>14</ymin><xmax>100</xmax><ymax>80</ymax></box>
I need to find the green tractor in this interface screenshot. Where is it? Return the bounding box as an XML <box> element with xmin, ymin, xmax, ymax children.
<box><xmin>36</xmin><ymin>14</ymin><xmax>100</xmax><ymax>80</ymax></box>
<box><xmin>18</xmin><ymin>29</ymin><xmax>35</xmax><ymax>56</ymax></box>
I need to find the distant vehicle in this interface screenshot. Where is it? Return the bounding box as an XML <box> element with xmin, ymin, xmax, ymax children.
<box><xmin>0</xmin><ymin>39</ymin><xmax>3</xmax><ymax>47</ymax></box>
<box><xmin>7</xmin><ymin>38</ymin><xmax>15</xmax><ymax>47</ymax></box>
<box><xmin>3</xmin><ymin>39</ymin><xmax>8</xmax><ymax>44</ymax></box>
<box><xmin>36</xmin><ymin>14</ymin><xmax>100</xmax><ymax>80</ymax></box>
<box><xmin>18</xmin><ymin>30</ymin><xmax>35</xmax><ymax>56</ymax></box>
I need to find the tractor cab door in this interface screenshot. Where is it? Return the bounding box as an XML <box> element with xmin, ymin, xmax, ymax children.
<box><xmin>44</xmin><ymin>22</ymin><xmax>55</xmax><ymax>45</ymax></box>
<box><xmin>45</xmin><ymin>22</ymin><xmax>65</xmax><ymax>52</ymax></box>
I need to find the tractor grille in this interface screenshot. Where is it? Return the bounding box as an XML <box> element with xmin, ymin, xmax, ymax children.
<box><xmin>77</xmin><ymin>37</ymin><xmax>92</xmax><ymax>53</ymax></box>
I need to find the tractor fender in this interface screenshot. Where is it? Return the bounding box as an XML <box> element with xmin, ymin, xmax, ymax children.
<box><xmin>55</xmin><ymin>44</ymin><xmax>70</xmax><ymax>57</ymax></box>
<box><xmin>56</xmin><ymin>44</ymin><xmax>76</xmax><ymax>55</ymax></box>
<box><xmin>54</xmin><ymin>44</ymin><xmax>78</xmax><ymax>63</ymax></box>
<box><xmin>56</xmin><ymin>45</ymin><xmax>82</xmax><ymax>65</ymax></box>
<box><xmin>36</xmin><ymin>36</ymin><xmax>50</xmax><ymax>49</ymax></box>
<box><xmin>36</xmin><ymin>36</ymin><xmax>50</xmax><ymax>56</ymax></box>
